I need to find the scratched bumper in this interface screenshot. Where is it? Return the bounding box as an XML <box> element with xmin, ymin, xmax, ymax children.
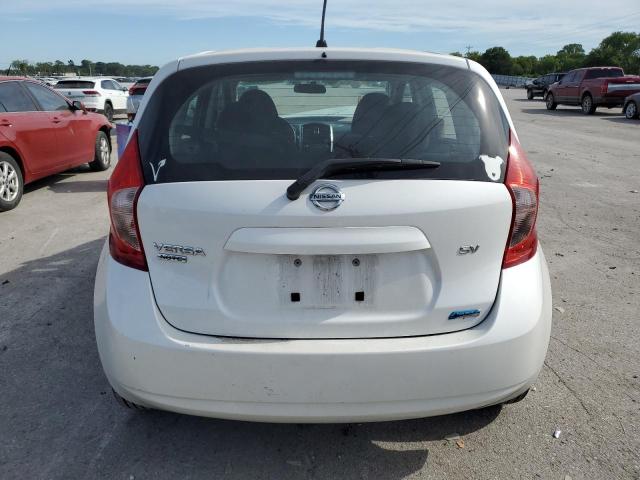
<box><xmin>94</xmin><ymin>243</ymin><xmax>552</xmax><ymax>423</ymax></box>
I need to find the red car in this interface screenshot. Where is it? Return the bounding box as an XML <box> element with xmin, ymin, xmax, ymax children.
<box><xmin>0</xmin><ymin>77</ymin><xmax>112</xmax><ymax>211</ymax></box>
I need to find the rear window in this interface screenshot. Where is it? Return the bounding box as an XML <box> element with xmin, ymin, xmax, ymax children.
<box><xmin>54</xmin><ymin>80</ymin><xmax>95</xmax><ymax>89</ymax></box>
<box><xmin>584</xmin><ymin>68</ymin><xmax>624</xmax><ymax>80</ymax></box>
<box><xmin>136</xmin><ymin>78</ymin><xmax>152</xmax><ymax>86</ymax></box>
<box><xmin>138</xmin><ymin>60</ymin><xmax>510</xmax><ymax>184</ymax></box>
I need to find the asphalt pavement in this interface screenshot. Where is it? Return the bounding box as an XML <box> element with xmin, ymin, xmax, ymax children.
<box><xmin>0</xmin><ymin>88</ymin><xmax>639</xmax><ymax>479</ymax></box>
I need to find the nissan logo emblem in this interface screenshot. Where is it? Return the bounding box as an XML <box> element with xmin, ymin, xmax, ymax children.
<box><xmin>309</xmin><ymin>184</ymin><xmax>345</xmax><ymax>211</ymax></box>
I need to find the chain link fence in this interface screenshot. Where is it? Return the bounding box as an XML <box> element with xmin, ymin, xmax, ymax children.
<box><xmin>491</xmin><ymin>74</ymin><xmax>535</xmax><ymax>88</ymax></box>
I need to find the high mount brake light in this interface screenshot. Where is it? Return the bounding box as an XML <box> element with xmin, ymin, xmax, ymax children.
<box><xmin>107</xmin><ymin>130</ymin><xmax>147</xmax><ymax>271</ymax></box>
<box><xmin>503</xmin><ymin>131</ymin><xmax>539</xmax><ymax>269</ymax></box>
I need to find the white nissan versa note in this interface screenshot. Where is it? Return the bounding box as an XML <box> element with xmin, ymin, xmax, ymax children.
<box><xmin>94</xmin><ymin>48</ymin><xmax>552</xmax><ymax>422</ymax></box>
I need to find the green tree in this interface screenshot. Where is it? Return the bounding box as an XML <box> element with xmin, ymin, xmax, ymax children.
<box><xmin>54</xmin><ymin>60</ymin><xmax>65</xmax><ymax>74</ymax></box>
<box><xmin>513</xmin><ymin>55</ymin><xmax>538</xmax><ymax>76</ymax></box>
<box><xmin>537</xmin><ymin>55</ymin><xmax>560</xmax><ymax>75</ymax></box>
<box><xmin>480</xmin><ymin>47</ymin><xmax>513</xmax><ymax>74</ymax></box>
<box><xmin>466</xmin><ymin>51</ymin><xmax>483</xmax><ymax>63</ymax></box>
<box><xmin>556</xmin><ymin>43</ymin><xmax>586</xmax><ymax>71</ymax></box>
<box><xmin>80</xmin><ymin>59</ymin><xmax>94</xmax><ymax>76</ymax></box>
<box><xmin>585</xmin><ymin>31</ymin><xmax>640</xmax><ymax>74</ymax></box>
<box><xmin>10</xmin><ymin>59</ymin><xmax>30</xmax><ymax>75</ymax></box>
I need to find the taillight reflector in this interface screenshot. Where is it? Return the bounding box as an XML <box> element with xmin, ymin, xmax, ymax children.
<box><xmin>82</xmin><ymin>90</ymin><xmax>101</xmax><ymax>96</ymax></box>
<box><xmin>503</xmin><ymin>131</ymin><xmax>539</xmax><ymax>269</ymax></box>
<box><xmin>107</xmin><ymin>130</ymin><xmax>147</xmax><ymax>271</ymax></box>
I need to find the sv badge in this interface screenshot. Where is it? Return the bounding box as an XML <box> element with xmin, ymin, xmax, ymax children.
<box><xmin>457</xmin><ymin>245</ymin><xmax>480</xmax><ymax>255</ymax></box>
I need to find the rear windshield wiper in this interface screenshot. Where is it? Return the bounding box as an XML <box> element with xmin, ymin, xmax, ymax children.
<box><xmin>286</xmin><ymin>158</ymin><xmax>441</xmax><ymax>200</ymax></box>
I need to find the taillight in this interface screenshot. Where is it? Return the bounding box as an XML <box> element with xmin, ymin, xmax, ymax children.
<box><xmin>107</xmin><ymin>130</ymin><xmax>147</xmax><ymax>271</ymax></box>
<box><xmin>82</xmin><ymin>90</ymin><xmax>101</xmax><ymax>96</ymax></box>
<box><xmin>128</xmin><ymin>86</ymin><xmax>135</xmax><ymax>95</ymax></box>
<box><xmin>503</xmin><ymin>131</ymin><xmax>539</xmax><ymax>269</ymax></box>
<box><xmin>600</xmin><ymin>82</ymin><xmax>608</xmax><ymax>95</ymax></box>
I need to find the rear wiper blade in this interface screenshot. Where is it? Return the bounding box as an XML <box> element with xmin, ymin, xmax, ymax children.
<box><xmin>286</xmin><ymin>158</ymin><xmax>441</xmax><ymax>201</ymax></box>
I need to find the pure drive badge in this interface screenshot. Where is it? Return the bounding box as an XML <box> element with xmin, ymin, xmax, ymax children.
<box><xmin>309</xmin><ymin>184</ymin><xmax>345</xmax><ymax>211</ymax></box>
<box><xmin>154</xmin><ymin>242</ymin><xmax>206</xmax><ymax>263</ymax></box>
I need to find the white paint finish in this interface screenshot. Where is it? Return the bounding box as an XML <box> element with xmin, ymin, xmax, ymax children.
<box><xmin>176</xmin><ymin>47</ymin><xmax>469</xmax><ymax>72</ymax></box>
<box><xmin>137</xmin><ymin>179</ymin><xmax>512</xmax><ymax>338</ymax></box>
<box><xmin>224</xmin><ymin>226</ymin><xmax>430</xmax><ymax>255</ymax></box>
<box><xmin>94</xmin><ymin>246</ymin><xmax>552</xmax><ymax>422</ymax></box>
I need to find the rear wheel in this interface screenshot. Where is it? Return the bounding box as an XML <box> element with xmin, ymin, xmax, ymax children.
<box><xmin>581</xmin><ymin>94</ymin><xmax>596</xmax><ymax>115</ymax></box>
<box><xmin>103</xmin><ymin>102</ymin><xmax>114</xmax><ymax>122</ymax></box>
<box><xmin>89</xmin><ymin>131</ymin><xmax>111</xmax><ymax>171</ymax></box>
<box><xmin>545</xmin><ymin>92</ymin><xmax>557</xmax><ymax>110</ymax></box>
<box><xmin>624</xmin><ymin>101</ymin><xmax>638</xmax><ymax>119</ymax></box>
<box><xmin>527</xmin><ymin>89</ymin><xmax>534</xmax><ymax>100</ymax></box>
<box><xmin>0</xmin><ymin>152</ymin><xmax>23</xmax><ymax>212</ymax></box>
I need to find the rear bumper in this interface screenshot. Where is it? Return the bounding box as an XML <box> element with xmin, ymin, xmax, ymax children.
<box><xmin>596</xmin><ymin>96</ymin><xmax>625</xmax><ymax>108</ymax></box>
<box><xmin>94</xmin><ymin>244</ymin><xmax>552</xmax><ymax>423</ymax></box>
<box><xmin>75</xmin><ymin>97</ymin><xmax>102</xmax><ymax>111</ymax></box>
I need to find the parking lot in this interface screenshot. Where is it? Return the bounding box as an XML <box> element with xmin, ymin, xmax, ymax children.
<box><xmin>0</xmin><ymin>87</ymin><xmax>638</xmax><ymax>479</ymax></box>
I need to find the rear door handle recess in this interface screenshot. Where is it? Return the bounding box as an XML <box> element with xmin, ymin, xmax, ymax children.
<box><xmin>0</xmin><ymin>120</ymin><xmax>11</xmax><ymax>127</ymax></box>
<box><xmin>52</xmin><ymin>117</ymin><xmax>61</xmax><ymax>124</ymax></box>
<box><xmin>224</xmin><ymin>226</ymin><xmax>431</xmax><ymax>255</ymax></box>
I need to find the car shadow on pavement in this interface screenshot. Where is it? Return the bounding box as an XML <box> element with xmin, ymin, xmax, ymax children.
<box><xmin>520</xmin><ymin>108</ymin><xmax>588</xmax><ymax>117</ymax></box>
<box><xmin>0</xmin><ymin>239</ymin><xmax>501</xmax><ymax>480</ymax></box>
<box><xmin>520</xmin><ymin>108</ymin><xmax>622</xmax><ymax>118</ymax></box>
<box><xmin>24</xmin><ymin>166</ymin><xmax>107</xmax><ymax>195</ymax></box>
<box><xmin>600</xmin><ymin>117</ymin><xmax>636</xmax><ymax>125</ymax></box>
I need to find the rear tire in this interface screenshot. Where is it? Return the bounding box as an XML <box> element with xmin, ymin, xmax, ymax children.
<box><xmin>89</xmin><ymin>131</ymin><xmax>111</xmax><ymax>171</ymax></box>
<box><xmin>103</xmin><ymin>102</ymin><xmax>114</xmax><ymax>122</ymax></box>
<box><xmin>624</xmin><ymin>101</ymin><xmax>638</xmax><ymax>119</ymax></box>
<box><xmin>527</xmin><ymin>89</ymin><xmax>534</xmax><ymax>100</ymax></box>
<box><xmin>0</xmin><ymin>152</ymin><xmax>23</xmax><ymax>212</ymax></box>
<box><xmin>581</xmin><ymin>94</ymin><xmax>596</xmax><ymax>115</ymax></box>
<box><xmin>545</xmin><ymin>92</ymin><xmax>557</xmax><ymax>110</ymax></box>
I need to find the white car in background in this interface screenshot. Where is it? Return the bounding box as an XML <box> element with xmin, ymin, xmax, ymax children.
<box><xmin>95</xmin><ymin>47</ymin><xmax>552</xmax><ymax>423</ymax></box>
<box><xmin>54</xmin><ymin>77</ymin><xmax>128</xmax><ymax>121</ymax></box>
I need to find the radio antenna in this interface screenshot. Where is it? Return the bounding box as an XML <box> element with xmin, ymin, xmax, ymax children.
<box><xmin>315</xmin><ymin>0</ymin><xmax>328</xmax><ymax>47</ymax></box>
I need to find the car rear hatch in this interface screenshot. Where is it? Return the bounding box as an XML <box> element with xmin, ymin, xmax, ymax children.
<box><xmin>54</xmin><ymin>80</ymin><xmax>98</xmax><ymax>99</ymax></box>
<box><xmin>133</xmin><ymin>58</ymin><xmax>515</xmax><ymax>339</ymax></box>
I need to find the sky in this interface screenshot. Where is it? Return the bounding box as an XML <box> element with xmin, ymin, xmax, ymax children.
<box><xmin>2</xmin><ymin>0</ymin><xmax>639</xmax><ymax>69</ymax></box>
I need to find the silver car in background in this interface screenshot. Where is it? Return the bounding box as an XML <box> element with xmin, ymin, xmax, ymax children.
<box><xmin>623</xmin><ymin>92</ymin><xmax>640</xmax><ymax>119</ymax></box>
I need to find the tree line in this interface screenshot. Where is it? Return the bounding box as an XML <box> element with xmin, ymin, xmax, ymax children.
<box><xmin>6</xmin><ymin>31</ymin><xmax>640</xmax><ymax>79</ymax></box>
<box><xmin>452</xmin><ymin>31</ymin><xmax>640</xmax><ymax>77</ymax></box>
<box><xmin>5</xmin><ymin>59</ymin><xmax>158</xmax><ymax>78</ymax></box>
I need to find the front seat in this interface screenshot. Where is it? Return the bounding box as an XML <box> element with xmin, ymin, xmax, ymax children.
<box><xmin>237</xmin><ymin>89</ymin><xmax>295</xmax><ymax>145</ymax></box>
<box><xmin>351</xmin><ymin>92</ymin><xmax>390</xmax><ymax>136</ymax></box>
<box><xmin>336</xmin><ymin>93</ymin><xmax>390</xmax><ymax>156</ymax></box>
<box><xmin>217</xmin><ymin>89</ymin><xmax>295</xmax><ymax>170</ymax></box>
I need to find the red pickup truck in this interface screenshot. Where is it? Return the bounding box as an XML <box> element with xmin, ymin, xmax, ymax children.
<box><xmin>545</xmin><ymin>67</ymin><xmax>640</xmax><ymax>115</ymax></box>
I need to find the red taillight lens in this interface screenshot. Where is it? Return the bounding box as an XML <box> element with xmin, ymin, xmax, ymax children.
<box><xmin>82</xmin><ymin>90</ymin><xmax>101</xmax><ymax>96</ymax></box>
<box><xmin>600</xmin><ymin>82</ymin><xmax>608</xmax><ymax>94</ymax></box>
<box><xmin>503</xmin><ymin>131</ymin><xmax>539</xmax><ymax>269</ymax></box>
<box><xmin>129</xmin><ymin>86</ymin><xmax>147</xmax><ymax>96</ymax></box>
<box><xmin>107</xmin><ymin>130</ymin><xmax>147</xmax><ymax>271</ymax></box>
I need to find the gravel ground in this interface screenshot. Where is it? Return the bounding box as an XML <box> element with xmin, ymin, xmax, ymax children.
<box><xmin>0</xmin><ymin>87</ymin><xmax>639</xmax><ymax>479</ymax></box>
